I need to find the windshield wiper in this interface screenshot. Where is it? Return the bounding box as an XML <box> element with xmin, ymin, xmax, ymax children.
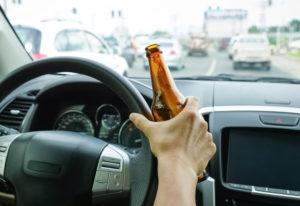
<box><xmin>176</xmin><ymin>74</ymin><xmax>300</xmax><ymax>84</ymax></box>
<box><xmin>254</xmin><ymin>77</ymin><xmax>300</xmax><ymax>84</ymax></box>
<box><xmin>176</xmin><ymin>73</ymin><xmax>257</xmax><ymax>81</ymax></box>
<box><xmin>175</xmin><ymin>75</ymin><xmax>234</xmax><ymax>81</ymax></box>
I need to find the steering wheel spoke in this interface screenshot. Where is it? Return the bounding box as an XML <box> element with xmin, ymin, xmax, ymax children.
<box><xmin>93</xmin><ymin>145</ymin><xmax>130</xmax><ymax>200</ymax></box>
<box><xmin>0</xmin><ymin>134</ymin><xmax>20</xmax><ymax>176</ymax></box>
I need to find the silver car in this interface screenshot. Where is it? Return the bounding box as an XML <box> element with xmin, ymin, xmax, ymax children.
<box><xmin>143</xmin><ymin>39</ymin><xmax>185</xmax><ymax>70</ymax></box>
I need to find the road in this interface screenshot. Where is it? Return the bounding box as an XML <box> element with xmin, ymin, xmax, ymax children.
<box><xmin>128</xmin><ymin>49</ymin><xmax>299</xmax><ymax>79</ymax></box>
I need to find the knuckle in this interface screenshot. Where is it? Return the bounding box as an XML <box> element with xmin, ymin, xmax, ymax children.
<box><xmin>207</xmin><ymin>132</ymin><xmax>213</xmax><ymax>141</ymax></box>
<box><xmin>199</xmin><ymin>120</ymin><xmax>208</xmax><ymax>130</ymax></box>
<box><xmin>189</xmin><ymin>96</ymin><xmax>199</xmax><ymax>103</ymax></box>
<box><xmin>185</xmin><ymin>110</ymin><xmax>198</xmax><ymax>120</ymax></box>
<box><xmin>210</xmin><ymin>143</ymin><xmax>217</xmax><ymax>155</ymax></box>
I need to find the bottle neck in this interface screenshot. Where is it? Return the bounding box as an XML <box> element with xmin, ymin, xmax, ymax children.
<box><xmin>148</xmin><ymin>51</ymin><xmax>177</xmax><ymax>91</ymax></box>
<box><xmin>147</xmin><ymin>51</ymin><xmax>184</xmax><ymax>103</ymax></box>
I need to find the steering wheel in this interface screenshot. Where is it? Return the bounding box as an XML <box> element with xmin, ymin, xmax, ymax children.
<box><xmin>0</xmin><ymin>57</ymin><xmax>155</xmax><ymax>206</ymax></box>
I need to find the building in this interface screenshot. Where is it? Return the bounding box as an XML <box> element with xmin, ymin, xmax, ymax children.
<box><xmin>204</xmin><ymin>8</ymin><xmax>248</xmax><ymax>39</ymax></box>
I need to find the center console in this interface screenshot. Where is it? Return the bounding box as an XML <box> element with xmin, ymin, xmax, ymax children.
<box><xmin>205</xmin><ymin>106</ymin><xmax>300</xmax><ymax>206</ymax></box>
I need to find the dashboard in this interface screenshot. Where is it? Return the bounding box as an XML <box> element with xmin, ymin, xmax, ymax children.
<box><xmin>1</xmin><ymin>74</ymin><xmax>300</xmax><ymax>206</ymax></box>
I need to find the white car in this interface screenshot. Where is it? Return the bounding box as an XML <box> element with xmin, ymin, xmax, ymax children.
<box><xmin>143</xmin><ymin>38</ymin><xmax>185</xmax><ymax>70</ymax></box>
<box><xmin>133</xmin><ymin>34</ymin><xmax>150</xmax><ymax>57</ymax></box>
<box><xmin>13</xmin><ymin>21</ymin><xmax>129</xmax><ymax>76</ymax></box>
<box><xmin>289</xmin><ymin>39</ymin><xmax>300</xmax><ymax>51</ymax></box>
<box><xmin>232</xmin><ymin>34</ymin><xmax>271</xmax><ymax>70</ymax></box>
<box><xmin>228</xmin><ymin>36</ymin><xmax>239</xmax><ymax>59</ymax></box>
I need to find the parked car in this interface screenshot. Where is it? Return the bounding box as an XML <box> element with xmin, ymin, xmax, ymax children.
<box><xmin>143</xmin><ymin>39</ymin><xmax>185</xmax><ymax>70</ymax></box>
<box><xmin>103</xmin><ymin>36</ymin><xmax>136</xmax><ymax>68</ymax></box>
<box><xmin>187</xmin><ymin>35</ymin><xmax>209</xmax><ymax>56</ymax></box>
<box><xmin>13</xmin><ymin>21</ymin><xmax>129</xmax><ymax>76</ymax></box>
<box><xmin>232</xmin><ymin>34</ymin><xmax>271</xmax><ymax>70</ymax></box>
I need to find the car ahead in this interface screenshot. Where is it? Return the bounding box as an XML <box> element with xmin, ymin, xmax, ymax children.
<box><xmin>13</xmin><ymin>21</ymin><xmax>129</xmax><ymax>76</ymax></box>
<box><xmin>132</xmin><ymin>34</ymin><xmax>150</xmax><ymax>57</ymax></box>
<box><xmin>103</xmin><ymin>36</ymin><xmax>136</xmax><ymax>68</ymax></box>
<box><xmin>232</xmin><ymin>34</ymin><xmax>271</xmax><ymax>70</ymax></box>
<box><xmin>289</xmin><ymin>39</ymin><xmax>300</xmax><ymax>51</ymax></box>
<box><xmin>187</xmin><ymin>35</ymin><xmax>209</xmax><ymax>56</ymax></box>
<box><xmin>218</xmin><ymin>38</ymin><xmax>230</xmax><ymax>52</ymax></box>
<box><xmin>228</xmin><ymin>36</ymin><xmax>239</xmax><ymax>59</ymax></box>
<box><xmin>143</xmin><ymin>39</ymin><xmax>185</xmax><ymax>71</ymax></box>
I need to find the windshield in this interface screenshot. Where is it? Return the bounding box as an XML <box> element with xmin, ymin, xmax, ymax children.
<box><xmin>1</xmin><ymin>0</ymin><xmax>300</xmax><ymax>80</ymax></box>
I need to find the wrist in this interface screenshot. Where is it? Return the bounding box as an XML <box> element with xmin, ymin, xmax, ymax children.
<box><xmin>157</xmin><ymin>155</ymin><xmax>198</xmax><ymax>184</ymax></box>
<box><xmin>155</xmin><ymin>156</ymin><xmax>198</xmax><ymax>206</ymax></box>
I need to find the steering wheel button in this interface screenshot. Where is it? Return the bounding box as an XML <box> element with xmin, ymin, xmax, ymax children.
<box><xmin>108</xmin><ymin>172</ymin><xmax>123</xmax><ymax>191</ymax></box>
<box><xmin>0</xmin><ymin>146</ymin><xmax>7</xmax><ymax>152</ymax></box>
<box><xmin>95</xmin><ymin>171</ymin><xmax>109</xmax><ymax>183</ymax></box>
<box><xmin>92</xmin><ymin>182</ymin><xmax>108</xmax><ymax>193</ymax></box>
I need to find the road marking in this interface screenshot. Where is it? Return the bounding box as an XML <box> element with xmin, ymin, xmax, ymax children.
<box><xmin>206</xmin><ymin>59</ymin><xmax>216</xmax><ymax>76</ymax></box>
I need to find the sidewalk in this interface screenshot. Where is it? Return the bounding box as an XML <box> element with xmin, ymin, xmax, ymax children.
<box><xmin>271</xmin><ymin>54</ymin><xmax>300</xmax><ymax>78</ymax></box>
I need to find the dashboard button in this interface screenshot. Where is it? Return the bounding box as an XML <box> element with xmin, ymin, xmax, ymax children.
<box><xmin>229</xmin><ymin>183</ymin><xmax>251</xmax><ymax>191</ymax></box>
<box><xmin>229</xmin><ymin>183</ymin><xmax>239</xmax><ymax>188</ymax></box>
<box><xmin>259</xmin><ymin>114</ymin><xmax>299</xmax><ymax>126</ymax></box>
<box><xmin>254</xmin><ymin>186</ymin><xmax>267</xmax><ymax>192</ymax></box>
<box><xmin>289</xmin><ymin>191</ymin><xmax>300</xmax><ymax>196</ymax></box>
<box><xmin>268</xmin><ymin>188</ymin><xmax>287</xmax><ymax>194</ymax></box>
<box><xmin>239</xmin><ymin>185</ymin><xmax>251</xmax><ymax>191</ymax></box>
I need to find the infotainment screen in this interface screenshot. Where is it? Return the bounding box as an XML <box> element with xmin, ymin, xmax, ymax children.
<box><xmin>226</xmin><ymin>129</ymin><xmax>300</xmax><ymax>191</ymax></box>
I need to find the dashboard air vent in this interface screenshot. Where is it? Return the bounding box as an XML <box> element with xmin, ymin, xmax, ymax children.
<box><xmin>0</xmin><ymin>98</ymin><xmax>34</xmax><ymax>130</ymax></box>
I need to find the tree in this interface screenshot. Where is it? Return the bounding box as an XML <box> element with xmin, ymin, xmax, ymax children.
<box><xmin>248</xmin><ymin>25</ymin><xmax>260</xmax><ymax>33</ymax></box>
<box><xmin>289</xmin><ymin>19</ymin><xmax>300</xmax><ymax>32</ymax></box>
<box><xmin>152</xmin><ymin>31</ymin><xmax>172</xmax><ymax>38</ymax></box>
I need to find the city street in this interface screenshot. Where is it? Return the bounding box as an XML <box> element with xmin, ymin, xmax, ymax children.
<box><xmin>128</xmin><ymin>50</ymin><xmax>299</xmax><ymax>79</ymax></box>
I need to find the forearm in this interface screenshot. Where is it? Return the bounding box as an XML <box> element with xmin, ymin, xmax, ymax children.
<box><xmin>154</xmin><ymin>157</ymin><xmax>198</xmax><ymax>206</ymax></box>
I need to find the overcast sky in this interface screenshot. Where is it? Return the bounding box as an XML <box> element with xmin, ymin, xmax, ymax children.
<box><xmin>4</xmin><ymin>0</ymin><xmax>300</xmax><ymax>35</ymax></box>
<box><xmin>95</xmin><ymin>0</ymin><xmax>300</xmax><ymax>34</ymax></box>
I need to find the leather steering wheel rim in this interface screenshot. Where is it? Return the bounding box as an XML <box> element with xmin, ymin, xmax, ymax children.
<box><xmin>0</xmin><ymin>57</ymin><xmax>154</xmax><ymax>206</ymax></box>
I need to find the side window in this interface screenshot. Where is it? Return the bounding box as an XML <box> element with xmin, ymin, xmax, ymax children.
<box><xmin>84</xmin><ymin>31</ymin><xmax>109</xmax><ymax>54</ymax></box>
<box><xmin>55</xmin><ymin>31</ymin><xmax>68</xmax><ymax>51</ymax></box>
<box><xmin>65</xmin><ymin>30</ymin><xmax>90</xmax><ymax>52</ymax></box>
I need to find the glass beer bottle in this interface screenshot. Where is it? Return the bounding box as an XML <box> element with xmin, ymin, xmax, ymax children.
<box><xmin>145</xmin><ymin>44</ymin><xmax>185</xmax><ymax>121</ymax></box>
<box><xmin>145</xmin><ymin>44</ymin><xmax>207</xmax><ymax>182</ymax></box>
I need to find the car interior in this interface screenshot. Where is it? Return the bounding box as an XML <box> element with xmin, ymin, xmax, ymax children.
<box><xmin>1</xmin><ymin>1</ymin><xmax>300</xmax><ymax>206</ymax></box>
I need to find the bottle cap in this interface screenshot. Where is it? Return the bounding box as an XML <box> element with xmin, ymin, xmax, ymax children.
<box><xmin>145</xmin><ymin>44</ymin><xmax>162</xmax><ymax>57</ymax></box>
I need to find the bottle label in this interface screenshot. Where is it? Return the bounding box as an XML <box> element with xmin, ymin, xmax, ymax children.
<box><xmin>152</xmin><ymin>91</ymin><xmax>172</xmax><ymax>121</ymax></box>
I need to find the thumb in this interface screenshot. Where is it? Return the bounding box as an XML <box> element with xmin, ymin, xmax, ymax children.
<box><xmin>129</xmin><ymin>113</ymin><xmax>153</xmax><ymax>135</ymax></box>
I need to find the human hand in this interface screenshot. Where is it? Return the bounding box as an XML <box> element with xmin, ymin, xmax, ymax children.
<box><xmin>129</xmin><ymin>96</ymin><xmax>216</xmax><ymax>178</ymax></box>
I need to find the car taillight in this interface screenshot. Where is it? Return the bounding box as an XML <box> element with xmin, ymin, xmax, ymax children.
<box><xmin>32</xmin><ymin>53</ymin><xmax>47</xmax><ymax>60</ymax></box>
<box><xmin>170</xmin><ymin>50</ymin><xmax>176</xmax><ymax>55</ymax></box>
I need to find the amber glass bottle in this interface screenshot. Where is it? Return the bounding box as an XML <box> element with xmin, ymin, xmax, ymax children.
<box><xmin>145</xmin><ymin>44</ymin><xmax>208</xmax><ymax>182</ymax></box>
<box><xmin>145</xmin><ymin>44</ymin><xmax>185</xmax><ymax>121</ymax></box>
